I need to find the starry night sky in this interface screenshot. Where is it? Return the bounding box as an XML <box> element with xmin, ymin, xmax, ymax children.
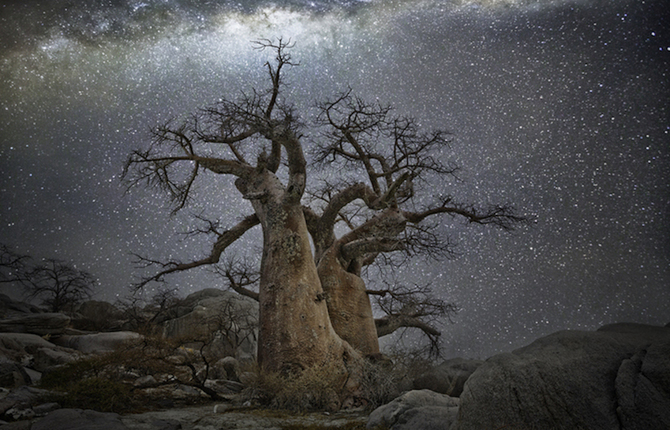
<box><xmin>1</xmin><ymin>0</ymin><xmax>668</xmax><ymax>359</ymax></box>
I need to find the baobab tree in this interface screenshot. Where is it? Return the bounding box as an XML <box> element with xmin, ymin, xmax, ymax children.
<box><xmin>124</xmin><ymin>39</ymin><xmax>525</xmax><ymax>380</ymax></box>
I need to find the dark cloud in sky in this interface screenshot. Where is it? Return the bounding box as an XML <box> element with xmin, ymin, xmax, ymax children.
<box><xmin>1</xmin><ymin>0</ymin><xmax>668</xmax><ymax>358</ymax></box>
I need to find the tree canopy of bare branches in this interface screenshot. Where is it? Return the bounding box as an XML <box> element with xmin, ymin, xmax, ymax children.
<box><xmin>20</xmin><ymin>258</ymin><xmax>95</xmax><ymax>313</ymax></box>
<box><xmin>124</xmin><ymin>39</ymin><xmax>527</xmax><ymax>372</ymax></box>
<box><xmin>1</xmin><ymin>244</ymin><xmax>97</xmax><ymax>314</ymax></box>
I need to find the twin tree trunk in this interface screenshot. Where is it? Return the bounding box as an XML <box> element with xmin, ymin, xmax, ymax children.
<box><xmin>318</xmin><ymin>245</ymin><xmax>380</xmax><ymax>357</ymax></box>
<box><xmin>234</xmin><ymin>156</ymin><xmax>375</xmax><ymax>376</ymax></box>
<box><xmin>125</xmin><ymin>41</ymin><xmax>525</xmax><ymax>394</ymax></box>
<box><xmin>256</xmin><ymin>201</ymin><xmax>353</xmax><ymax>373</ymax></box>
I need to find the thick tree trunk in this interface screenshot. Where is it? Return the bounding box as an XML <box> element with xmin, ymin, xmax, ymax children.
<box><xmin>318</xmin><ymin>246</ymin><xmax>380</xmax><ymax>356</ymax></box>
<box><xmin>238</xmin><ymin>172</ymin><xmax>356</xmax><ymax>374</ymax></box>
<box><xmin>257</xmin><ymin>204</ymin><xmax>349</xmax><ymax>373</ymax></box>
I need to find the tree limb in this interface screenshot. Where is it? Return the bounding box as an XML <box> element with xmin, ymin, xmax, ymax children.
<box><xmin>369</xmin><ymin>281</ymin><xmax>458</xmax><ymax>341</ymax></box>
<box><xmin>375</xmin><ymin>314</ymin><xmax>441</xmax><ymax>338</ymax></box>
<box><xmin>132</xmin><ymin>214</ymin><xmax>259</xmax><ymax>291</ymax></box>
<box><xmin>318</xmin><ymin>183</ymin><xmax>385</xmax><ymax>230</ymax></box>
<box><xmin>340</xmin><ymin>237</ymin><xmax>404</xmax><ymax>262</ymax></box>
<box><xmin>403</xmin><ymin>199</ymin><xmax>528</xmax><ymax>230</ymax></box>
<box><xmin>224</xmin><ymin>271</ymin><xmax>259</xmax><ymax>302</ymax></box>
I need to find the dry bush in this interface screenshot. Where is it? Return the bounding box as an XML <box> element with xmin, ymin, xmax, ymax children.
<box><xmin>398</xmin><ymin>356</ymin><xmax>437</xmax><ymax>383</ymax></box>
<box><xmin>108</xmin><ymin>334</ymin><xmax>227</xmax><ymax>400</ymax></box>
<box><xmin>357</xmin><ymin>358</ymin><xmax>401</xmax><ymax>409</ymax></box>
<box><xmin>242</xmin><ymin>362</ymin><xmax>349</xmax><ymax>412</ymax></box>
<box><xmin>357</xmin><ymin>350</ymin><xmax>446</xmax><ymax>410</ymax></box>
<box><xmin>241</xmin><ymin>356</ymin><xmax>408</xmax><ymax>412</ymax></box>
<box><xmin>40</xmin><ymin>333</ymin><xmax>228</xmax><ymax>412</ymax></box>
<box><xmin>40</xmin><ymin>356</ymin><xmax>135</xmax><ymax>412</ymax></box>
<box><xmin>57</xmin><ymin>377</ymin><xmax>133</xmax><ymax>412</ymax></box>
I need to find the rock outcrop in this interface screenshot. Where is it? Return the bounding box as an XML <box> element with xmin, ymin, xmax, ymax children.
<box><xmin>412</xmin><ymin>357</ymin><xmax>483</xmax><ymax>397</ymax></box>
<box><xmin>0</xmin><ymin>333</ymin><xmax>82</xmax><ymax>387</ymax></box>
<box><xmin>367</xmin><ymin>389</ymin><xmax>459</xmax><ymax>430</ymax></box>
<box><xmin>0</xmin><ymin>386</ymin><xmax>52</xmax><ymax>416</ymax></box>
<box><xmin>2</xmin><ymin>288</ymin><xmax>664</xmax><ymax>430</ymax></box>
<box><xmin>0</xmin><ymin>295</ymin><xmax>42</xmax><ymax>318</ymax></box>
<box><xmin>71</xmin><ymin>300</ymin><xmax>126</xmax><ymax>332</ymax></box>
<box><xmin>0</xmin><ymin>292</ymin><xmax>267</xmax><ymax>425</ymax></box>
<box><xmin>0</xmin><ymin>313</ymin><xmax>70</xmax><ymax>337</ymax></box>
<box><xmin>161</xmin><ymin>289</ymin><xmax>258</xmax><ymax>362</ymax></box>
<box><xmin>50</xmin><ymin>331</ymin><xmax>142</xmax><ymax>354</ymax></box>
<box><xmin>0</xmin><ymin>294</ymin><xmax>71</xmax><ymax>337</ymax></box>
<box><xmin>453</xmin><ymin>323</ymin><xmax>670</xmax><ymax>430</ymax></box>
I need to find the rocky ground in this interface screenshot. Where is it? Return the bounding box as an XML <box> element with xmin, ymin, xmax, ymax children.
<box><xmin>0</xmin><ymin>403</ymin><xmax>369</xmax><ymax>430</ymax></box>
<box><xmin>1</xmin><ymin>291</ymin><xmax>669</xmax><ymax>430</ymax></box>
<box><xmin>124</xmin><ymin>405</ymin><xmax>368</xmax><ymax>430</ymax></box>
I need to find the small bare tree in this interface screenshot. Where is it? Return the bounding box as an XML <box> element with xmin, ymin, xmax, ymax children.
<box><xmin>205</xmin><ymin>294</ymin><xmax>258</xmax><ymax>359</ymax></box>
<box><xmin>115</xmin><ymin>286</ymin><xmax>183</xmax><ymax>334</ymax></box>
<box><xmin>22</xmin><ymin>258</ymin><xmax>95</xmax><ymax>313</ymax></box>
<box><xmin>0</xmin><ymin>243</ymin><xmax>30</xmax><ymax>285</ymax></box>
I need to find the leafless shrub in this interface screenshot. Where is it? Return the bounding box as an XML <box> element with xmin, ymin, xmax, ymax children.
<box><xmin>242</xmin><ymin>362</ymin><xmax>349</xmax><ymax>412</ymax></box>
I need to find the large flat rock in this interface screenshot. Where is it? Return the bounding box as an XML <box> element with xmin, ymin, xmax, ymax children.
<box><xmin>0</xmin><ymin>313</ymin><xmax>70</xmax><ymax>336</ymax></box>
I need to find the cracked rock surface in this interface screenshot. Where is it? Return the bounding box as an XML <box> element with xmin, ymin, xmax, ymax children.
<box><xmin>452</xmin><ymin>323</ymin><xmax>670</xmax><ymax>430</ymax></box>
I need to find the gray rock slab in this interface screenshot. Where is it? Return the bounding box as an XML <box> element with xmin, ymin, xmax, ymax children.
<box><xmin>392</xmin><ymin>405</ymin><xmax>458</xmax><ymax>430</ymax></box>
<box><xmin>0</xmin><ymin>334</ymin><xmax>57</xmax><ymax>351</ymax></box>
<box><xmin>72</xmin><ymin>300</ymin><xmax>126</xmax><ymax>332</ymax></box>
<box><xmin>0</xmin><ymin>420</ymin><xmax>32</xmax><ymax>430</ymax></box>
<box><xmin>615</xmin><ymin>341</ymin><xmax>670</xmax><ymax>430</ymax></box>
<box><xmin>453</xmin><ymin>324</ymin><xmax>670</xmax><ymax>430</ymax></box>
<box><xmin>161</xmin><ymin>291</ymin><xmax>258</xmax><ymax>362</ymax></box>
<box><xmin>121</xmin><ymin>405</ymin><xmax>367</xmax><ymax>430</ymax></box>
<box><xmin>0</xmin><ymin>294</ymin><xmax>42</xmax><ymax>317</ymax></box>
<box><xmin>51</xmin><ymin>332</ymin><xmax>142</xmax><ymax>353</ymax></box>
<box><xmin>32</xmin><ymin>347</ymin><xmax>79</xmax><ymax>372</ymax></box>
<box><xmin>0</xmin><ymin>363</ymin><xmax>30</xmax><ymax>388</ymax></box>
<box><xmin>0</xmin><ymin>313</ymin><xmax>70</xmax><ymax>336</ymax></box>
<box><xmin>367</xmin><ymin>389</ymin><xmax>459</xmax><ymax>430</ymax></box>
<box><xmin>413</xmin><ymin>358</ymin><xmax>483</xmax><ymax>397</ymax></box>
<box><xmin>0</xmin><ymin>386</ymin><xmax>50</xmax><ymax>414</ymax></box>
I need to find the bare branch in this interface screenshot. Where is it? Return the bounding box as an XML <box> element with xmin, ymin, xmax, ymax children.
<box><xmin>369</xmin><ymin>281</ymin><xmax>458</xmax><ymax>339</ymax></box>
<box><xmin>402</xmin><ymin>222</ymin><xmax>460</xmax><ymax>260</ymax></box>
<box><xmin>340</xmin><ymin>237</ymin><xmax>404</xmax><ymax>262</ymax></box>
<box><xmin>314</xmin><ymin>90</ymin><xmax>456</xmax><ymax>207</ymax></box>
<box><xmin>252</xmin><ymin>37</ymin><xmax>298</xmax><ymax>118</ymax></box>
<box><xmin>123</xmin><ymin>117</ymin><xmax>255</xmax><ymax>214</ymax></box>
<box><xmin>180</xmin><ymin>213</ymin><xmax>224</xmax><ymax>239</ymax></box>
<box><xmin>131</xmin><ymin>214</ymin><xmax>260</xmax><ymax>291</ymax></box>
<box><xmin>315</xmin><ymin>90</ymin><xmax>390</xmax><ymax>194</ymax></box>
<box><xmin>211</xmin><ymin>257</ymin><xmax>260</xmax><ymax>302</ymax></box>
<box><xmin>403</xmin><ymin>197</ymin><xmax>528</xmax><ymax>230</ymax></box>
<box><xmin>0</xmin><ymin>244</ymin><xmax>31</xmax><ymax>284</ymax></box>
